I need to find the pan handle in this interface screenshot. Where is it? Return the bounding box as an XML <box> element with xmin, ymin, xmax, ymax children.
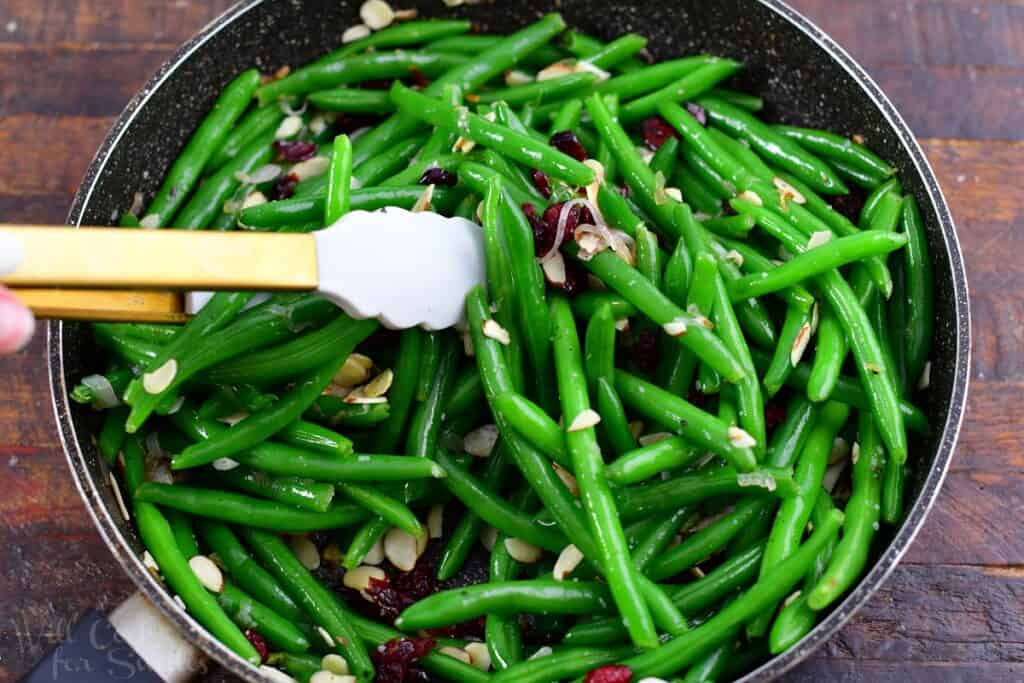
<box><xmin>19</xmin><ymin>593</ymin><xmax>206</xmax><ymax>682</ymax></box>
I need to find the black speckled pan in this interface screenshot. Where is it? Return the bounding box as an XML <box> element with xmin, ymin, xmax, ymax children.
<box><xmin>48</xmin><ymin>1</ymin><xmax>970</xmax><ymax>680</ymax></box>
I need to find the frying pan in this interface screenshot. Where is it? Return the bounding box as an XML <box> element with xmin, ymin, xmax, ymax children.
<box><xmin>40</xmin><ymin>0</ymin><xmax>970</xmax><ymax>680</ymax></box>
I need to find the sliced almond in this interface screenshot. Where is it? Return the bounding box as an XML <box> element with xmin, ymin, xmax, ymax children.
<box><xmin>662</xmin><ymin>317</ymin><xmax>688</xmax><ymax>337</ymax></box>
<box><xmin>384</xmin><ymin>527</ymin><xmax>419</xmax><ymax>572</ymax></box>
<box><xmin>142</xmin><ymin>550</ymin><xmax>161</xmax><ymax>577</ymax></box>
<box><xmin>321</xmin><ymin>654</ymin><xmax>350</xmax><ymax>675</ymax></box>
<box><xmin>637</xmin><ymin>146</ymin><xmax>655</xmax><ymax>165</ymax></box>
<box><xmin>528</xmin><ymin>646</ymin><xmax>553</xmax><ymax>660</ymax></box>
<box><xmin>541</xmin><ymin>251</ymin><xmax>568</xmax><ymax>286</ymax></box>
<box><xmin>504</xmin><ymin>538</ymin><xmax>543</xmax><ymax>563</ymax></box>
<box><xmin>567</xmin><ymin>408</ymin><xmax>601</xmax><ymax>432</ymax></box>
<box><xmin>427</xmin><ymin>504</ymin><xmax>445</xmax><ymax>539</ymax></box>
<box><xmin>737</xmin><ymin>471</ymin><xmax>777</xmax><ymax>492</ymax></box>
<box><xmin>553</xmin><ymin>544</ymin><xmax>584</xmax><ymax>580</ymax></box>
<box><xmin>614</xmin><ymin>318</ymin><xmax>630</xmax><ymax>332</ymax></box>
<box><xmin>638</xmin><ymin>432</ymin><xmax>673</xmax><ymax>446</ymax></box>
<box><xmin>288</xmin><ymin>535</ymin><xmax>321</xmax><ymax>571</ymax></box>
<box><xmin>393</xmin><ymin>8</ymin><xmax>418</xmax><ymax>20</ymax></box>
<box><xmin>552</xmin><ymin>462</ymin><xmax>579</xmax><ymax>497</ymax></box>
<box><xmin>482</xmin><ymin>319</ymin><xmax>511</xmax><ymax>345</ymax></box>
<box><xmin>363</xmin><ymin>369</ymin><xmax>394</xmax><ymax>398</ymax></box>
<box><xmin>806</xmin><ymin>230</ymin><xmax>833</xmax><ymax>250</ymax></box>
<box><xmin>139</xmin><ymin>213</ymin><xmax>161</xmax><ymax>229</ymax></box>
<box><xmin>259</xmin><ymin>666</ymin><xmax>299</xmax><ymax>683</ymax></box>
<box><xmin>772</xmin><ymin>176</ymin><xmax>806</xmax><ymax>207</ymax></box>
<box><xmin>360</xmin><ymin>0</ymin><xmax>395</xmax><ymax>30</ymax></box>
<box><xmin>438</xmin><ymin>646</ymin><xmax>471</xmax><ymax>665</ymax></box>
<box><xmin>411</xmin><ymin>184</ymin><xmax>435</xmax><ymax>213</ymax></box>
<box><xmin>275</xmin><ymin>115</ymin><xmax>304</xmax><ymax>140</ymax></box>
<box><xmin>363</xmin><ymin>536</ymin><xmax>385</xmax><ymax>565</ymax></box>
<box><xmin>109</xmin><ymin>473</ymin><xmax>131</xmax><ymax>521</ymax></box>
<box><xmin>738</xmin><ymin>190</ymin><xmax>763</xmax><ymax>207</ymax></box>
<box><xmin>463</xmin><ymin>424</ymin><xmax>499</xmax><ymax>457</ymax></box>
<box><xmin>442</xmin><ymin>0</ymin><xmax>466</xmax><ymax>6</ymax></box>
<box><xmin>665</xmin><ymin>187</ymin><xmax>683</xmax><ymax>202</ymax></box>
<box><xmin>504</xmin><ymin>69</ymin><xmax>533</xmax><ymax>86</ymax></box>
<box><xmin>790</xmin><ymin>322</ymin><xmax>813</xmax><ymax>366</ymax></box>
<box><xmin>342</xmin><ymin>23</ymin><xmax>371</xmax><ymax>43</ymax></box>
<box><xmin>583</xmin><ymin>159</ymin><xmax>605</xmax><ymax>205</ymax></box>
<box><xmin>629</xmin><ymin>420</ymin><xmax>645</xmax><ymax>439</ymax></box>
<box><xmin>212</xmin><ymin>457</ymin><xmax>240</xmax><ymax>471</ymax></box>
<box><xmin>723</xmin><ymin>249</ymin><xmax>744</xmax><ymax>267</ymax></box>
<box><xmin>143</xmin><ymin>358</ymin><xmax>177</xmax><ymax>394</ymax></box>
<box><xmin>727</xmin><ymin>426</ymin><xmax>757</xmax><ymax>449</ymax></box>
<box><xmin>465</xmin><ymin>642</ymin><xmax>492</xmax><ymax>671</ymax></box>
<box><xmin>851</xmin><ymin>441</ymin><xmax>861</xmax><ymax>466</ymax></box>
<box><xmin>292</xmin><ymin>156</ymin><xmax>331</xmax><ymax>181</ymax></box>
<box><xmin>343</xmin><ymin>565</ymin><xmax>387</xmax><ymax>598</ymax></box>
<box><xmin>334</xmin><ymin>353</ymin><xmax>374</xmax><ymax>387</ymax></box>
<box><xmin>829</xmin><ymin>436</ymin><xmax>851</xmax><ymax>465</ymax></box>
<box><xmin>189</xmin><ymin>555</ymin><xmax>224</xmax><ymax>593</ymax></box>
<box><xmin>316</xmin><ymin>626</ymin><xmax>336</xmax><ymax>649</ymax></box>
<box><xmin>917</xmin><ymin>360</ymin><xmax>931</xmax><ymax>390</ymax></box>
<box><xmin>310</xmin><ymin>671</ymin><xmax>355</xmax><ymax>683</ymax></box>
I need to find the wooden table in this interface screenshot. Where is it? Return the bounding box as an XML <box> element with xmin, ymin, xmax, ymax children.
<box><xmin>0</xmin><ymin>2</ymin><xmax>1019</xmax><ymax>681</ymax></box>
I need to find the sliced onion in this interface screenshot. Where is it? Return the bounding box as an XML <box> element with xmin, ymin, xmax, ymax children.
<box><xmin>235</xmin><ymin>163</ymin><xmax>282</xmax><ymax>185</ymax></box>
<box><xmin>278</xmin><ymin>99</ymin><xmax>308</xmax><ymax>117</ymax></box>
<box><xmin>542</xmin><ymin>198</ymin><xmax>605</xmax><ymax>262</ymax></box>
<box><xmin>81</xmin><ymin>374</ymin><xmax>120</xmax><ymax>409</ymax></box>
<box><xmin>145</xmin><ymin>432</ymin><xmax>165</xmax><ymax>460</ymax></box>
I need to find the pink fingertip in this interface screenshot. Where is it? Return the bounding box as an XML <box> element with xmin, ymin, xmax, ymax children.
<box><xmin>0</xmin><ymin>298</ymin><xmax>35</xmax><ymax>353</ymax></box>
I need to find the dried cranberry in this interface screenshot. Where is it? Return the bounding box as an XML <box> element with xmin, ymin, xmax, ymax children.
<box><xmin>408</xmin><ymin>66</ymin><xmax>430</xmax><ymax>89</ymax></box>
<box><xmin>829</xmin><ymin>191</ymin><xmax>866</xmax><ymax>223</ymax></box>
<box><xmin>584</xmin><ymin>664</ymin><xmax>633</xmax><ymax>683</ymax></box>
<box><xmin>630</xmin><ymin>328</ymin><xmax>661</xmax><ymax>372</ymax></box>
<box><xmin>549</xmin><ymin>130</ymin><xmax>588</xmax><ymax>161</ymax></box>
<box><xmin>686</xmin><ymin>101</ymin><xmax>708</xmax><ymax>126</ymax></box>
<box><xmin>687</xmin><ymin>388</ymin><xmax>708</xmax><ymax>409</ymax></box>
<box><xmin>270</xmin><ymin>172</ymin><xmax>299</xmax><ymax>200</ymax></box>
<box><xmin>419</xmin><ymin>166</ymin><xmax>458</xmax><ymax>186</ymax></box>
<box><xmin>244</xmin><ymin>629</ymin><xmax>269</xmax><ymax>663</ymax></box>
<box><xmin>531</xmin><ymin>169</ymin><xmax>552</xmax><ymax>199</ymax></box>
<box><xmin>273</xmin><ymin>139</ymin><xmax>317</xmax><ymax>163</ymax></box>
<box><xmin>641</xmin><ymin>116</ymin><xmax>678</xmax><ymax>150</ymax></box>
<box><xmin>559</xmin><ymin>259</ymin><xmax>589</xmax><ymax>297</ymax></box>
<box><xmin>373</xmin><ymin>637</ymin><xmax>437</xmax><ymax>683</ymax></box>
<box><xmin>765</xmin><ymin>401</ymin><xmax>787</xmax><ymax>431</ymax></box>
<box><xmin>364</xmin><ymin>577</ymin><xmax>415</xmax><ymax>621</ymax></box>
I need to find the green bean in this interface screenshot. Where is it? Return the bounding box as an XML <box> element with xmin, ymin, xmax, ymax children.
<box><xmin>762</xmin><ymin>304</ymin><xmax>815</xmax><ymax>398</ymax></box>
<box><xmin>320</xmin><ymin>19</ymin><xmax>473</xmax><ymax>61</ymax></box>
<box><xmin>479</xmin><ymin>149</ymin><xmax>544</xmax><ymax>202</ymax></box>
<box><xmin>681</xmin><ymin>142</ymin><xmax>737</xmax><ymax>200</ymax></box>
<box><xmin>615</xmin><ymin>370</ymin><xmax>756</xmax><ymax>470</ymax></box>
<box><xmin>98</xmin><ymin>407</ymin><xmax>129</xmax><ymax>464</ymax></box>
<box><xmin>632</xmin><ymin>506</ymin><xmax>696</xmax><ymax>573</ymax></box>
<box><xmin>549</xmin><ymin>98</ymin><xmax>585</xmax><ymax>135</ymax></box>
<box><xmin>456</xmin><ymin>161</ymin><xmax>538</xmax><ymax>208</ymax></box>
<box><xmin>568</xmin><ymin>31</ymin><xmax>648</xmax><ymax>70</ymax></box>
<box><xmin>343</xmin><ymin>516</ymin><xmax>390</xmax><ymax>571</ymax></box>
<box><xmin>747</xmin><ymin>401</ymin><xmax>849</xmax><ymax>637</ymax></box>
<box><xmin>675</xmin><ymin>165</ymin><xmax>724</xmax><ymax>216</ymax></box>
<box><xmin>195</xmin><ymin>520</ymin><xmax>305</xmax><ymax>621</ymax></box>
<box><xmin>585</xmin><ymin>304</ymin><xmax>637</xmax><ymax>455</ymax></box>
<box><xmin>565</xmin><ymin>542</ymin><xmax>766</xmax><ymax>646</ymax></box>
<box><xmin>266</xmin><ymin>653</ymin><xmax>319</xmax><ymax>683</ymax></box>
<box><xmin>164</xmin><ymin>509</ymin><xmax>199</xmax><ymax>558</ymax></box>
<box><xmin>323</xmin><ymin>134</ymin><xmax>353</xmax><ymax>225</ymax></box>
<box><xmin>808</xmin><ymin>411</ymin><xmax>883</xmax><ymax>609</ymax></box>
<box><xmin>238</xmin><ymin>528</ymin><xmax>372</xmax><ymax>679</ymax></box>
<box><xmin>483</xmin><ymin>486</ymin><xmax>534</xmax><ymax>669</ymax></box>
<box><xmin>217</xmin><ymin>581</ymin><xmax>311</xmax><ymax>654</ymax></box>
<box><xmin>615</xmin><ymin>465</ymin><xmax>794</xmax><ymax>522</ymax></box>
<box><xmin>649</xmin><ymin>137</ymin><xmax>680</xmax><ymax>182</ymax></box>
<box><xmin>768</xmin><ymin>491</ymin><xmax>838</xmax><ymax>654</ymax></box>
<box><xmin>567</xmin><ymin>243</ymin><xmax>745</xmax><ymax>382</ymax></box>
<box><xmin>397</xmin><ymin>579</ymin><xmax>613</xmax><ymax>631</ymax></box>
<box><xmin>598</xmin><ymin>56</ymin><xmax>716</xmax><ymax>99</ymax></box>
<box><xmin>586</xmin><ymin>93</ymin><xmax>683</xmax><ymax>237</ymax></box>
<box><xmin>306</xmin><ymin>397</ymin><xmax>389</xmax><ymax>429</ymax></box>
<box><xmin>237</xmin><ymin>445</ymin><xmax>443</xmax><ymax>483</ymax></box>
<box><xmin>570</xmin><ymin>291</ymin><xmax>638</xmax><ymax>320</ymax></box>
<box><xmin>729</xmin><ymin>232</ymin><xmax>907</xmax><ymax>303</ymax></box>
<box><xmin>240</xmin><ymin>184</ymin><xmax>462</xmax><ymax>226</ymax></box>
<box><xmin>606</xmin><ymin>436</ymin><xmax>699</xmax><ymax>485</ymax></box>
<box><xmin>774</xmin><ymin>125</ymin><xmax>893</xmax><ymax>180</ymax></box>
<box><xmin>257</xmin><ymin>51</ymin><xmax>466</xmax><ymax>104</ymax></box>
<box><xmin>412</xmin><ymin>332</ymin><xmax>443</xmax><ymax>405</ymax></box>
<box><xmin>213</xmin><ymin>467</ymin><xmax>334</xmax><ymax>513</ymax></box>
<box><xmin>133</xmin><ymin>500</ymin><xmax>260</xmax><ymax>662</ymax></box>
<box><xmin>435</xmin><ymin>450</ymin><xmax>565</xmax><ymax>551</ymax></box>
<box><xmin>391</xmin><ymin>83</ymin><xmax>595</xmax><ymax>186</ymax></box>
<box><xmin>494</xmin><ymin>392</ymin><xmax>570</xmax><ymax>467</ymax></box>
<box><xmin>619</xmin><ymin>59</ymin><xmax>741</xmax><ymax>125</ymax></box>
<box><xmin>698</xmin><ymin>97</ymin><xmax>847</xmax><ymax>195</ymax></box>
<box><xmin>374</xmin><ymin>328</ymin><xmax>423</xmax><ymax>452</ymax></box>
<box><xmin>702</xmin><ymin>213</ymin><xmax>755</xmax><ymax>239</ymax></box>
<box><xmin>173</xmin><ymin>357</ymin><xmax>347</xmax><ymax>469</ymax></box>
<box><xmin>207</xmin><ymin>105</ymin><xmax>283</xmax><ymax>172</ymax></box>
<box><xmin>831</xmin><ymin>158</ymin><xmax>884</xmax><ymax>190</ymax></box>
<box><xmin>900</xmin><ymin>196</ymin><xmax>933</xmax><ymax>388</ymax></box>
<box><xmin>714</xmin><ymin>238</ymin><xmax>815</xmax><ymax>312</ymax></box>
<box><xmin>405</xmin><ymin>332</ymin><xmax>459</xmax><ymax>456</ymax></box>
<box><xmin>492</xmin><ymin>646</ymin><xmax>634</xmax><ymax>683</ymax></box>
<box><xmin>552</xmin><ymin>296</ymin><xmax>658</xmax><ymax>648</ymax></box>
<box><xmin>707</xmin><ymin>125</ymin><xmax>773</xmax><ymax>180</ymax></box>
<box><xmin>732</xmin><ymin>198</ymin><xmax>908</xmax><ymax>464</ymax></box>
<box><xmin>141</xmin><ymin>69</ymin><xmax>260</xmax><ymax>226</ymax></box>
<box><xmin>274</xmin><ymin>419</ymin><xmax>353</xmax><ymax>456</ymax></box>
<box><xmin>424</xmin><ymin>34</ymin><xmax>564</xmax><ymax>68</ymax></box>
<box><xmin>682</xmin><ymin>638</ymin><xmax>734</xmax><ymax>683</ymax></box>
<box><xmin>135</xmin><ymin>482</ymin><xmax>367</xmax><ymax>532</ymax></box>
<box><xmin>176</xmin><ymin>132</ymin><xmax>275</xmax><ymax>230</ymax></box>
<box><xmin>663</xmin><ymin>235</ymin><xmax>694</xmax><ymax>305</ymax></box>
<box><xmin>338</xmin><ymin>483</ymin><xmax>423</xmax><ymax>537</ymax></box>
<box><xmin>473</xmin><ymin>73</ymin><xmax>598</xmax><ymax>107</ymax></box>
<box><xmin>352</xmin><ymin>133</ymin><xmax>430</xmax><ymax>187</ymax></box>
<box><xmin>620</xmin><ymin>508</ymin><xmax>843</xmax><ymax>678</ymax></box>
<box><xmin>708</xmin><ymin>87</ymin><xmax>764</xmax><ymax>112</ymax></box>
<box><xmin>307</xmin><ymin>88</ymin><xmax>393</xmax><ymax>113</ymax></box>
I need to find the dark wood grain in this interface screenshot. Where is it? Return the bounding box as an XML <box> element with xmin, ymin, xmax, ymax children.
<box><xmin>0</xmin><ymin>1</ymin><xmax>1020</xmax><ymax>682</ymax></box>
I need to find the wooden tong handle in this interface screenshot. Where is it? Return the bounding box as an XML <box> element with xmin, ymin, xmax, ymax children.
<box><xmin>0</xmin><ymin>227</ymin><xmax>320</xmax><ymax>322</ymax></box>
